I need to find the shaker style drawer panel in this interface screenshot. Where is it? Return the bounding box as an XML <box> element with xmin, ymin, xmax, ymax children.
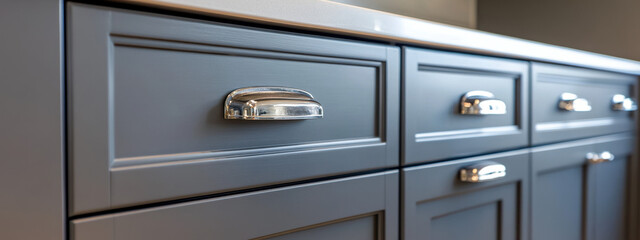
<box><xmin>72</xmin><ymin>171</ymin><xmax>399</xmax><ymax>240</ymax></box>
<box><xmin>403</xmin><ymin>150</ymin><xmax>529</xmax><ymax>240</ymax></box>
<box><xmin>531</xmin><ymin>134</ymin><xmax>633</xmax><ymax>240</ymax></box>
<box><xmin>531</xmin><ymin>63</ymin><xmax>637</xmax><ymax>145</ymax></box>
<box><xmin>403</xmin><ymin>48</ymin><xmax>529</xmax><ymax>165</ymax></box>
<box><xmin>68</xmin><ymin>4</ymin><xmax>400</xmax><ymax>215</ymax></box>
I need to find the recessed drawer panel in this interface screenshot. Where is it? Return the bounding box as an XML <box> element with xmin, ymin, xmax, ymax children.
<box><xmin>68</xmin><ymin>4</ymin><xmax>399</xmax><ymax>214</ymax></box>
<box><xmin>532</xmin><ymin>63</ymin><xmax>637</xmax><ymax>145</ymax></box>
<box><xmin>403</xmin><ymin>150</ymin><xmax>529</xmax><ymax>240</ymax></box>
<box><xmin>72</xmin><ymin>171</ymin><xmax>399</xmax><ymax>240</ymax></box>
<box><xmin>403</xmin><ymin>48</ymin><xmax>529</xmax><ymax>164</ymax></box>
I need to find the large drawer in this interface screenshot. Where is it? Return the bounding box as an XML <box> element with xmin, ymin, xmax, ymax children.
<box><xmin>531</xmin><ymin>63</ymin><xmax>637</xmax><ymax>145</ymax></box>
<box><xmin>72</xmin><ymin>171</ymin><xmax>399</xmax><ymax>240</ymax></box>
<box><xmin>403</xmin><ymin>149</ymin><xmax>529</xmax><ymax>240</ymax></box>
<box><xmin>68</xmin><ymin>4</ymin><xmax>399</xmax><ymax>214</ymax></box>
<box><xmin>403</xmin><ymin>48</ymin><xmax>529</xmax><ymax>164</ymax></box>
<box><xmin>531</xmin><ymin>134</ymin><xmax>634</xmax><ymax>240</ymax></box>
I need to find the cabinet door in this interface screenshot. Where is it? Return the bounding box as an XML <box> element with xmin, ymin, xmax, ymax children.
<box><xmin>592</xmin><ymin>137</ymin><xmax>633</xmax><ymax>240</ymax></box>
<box><xmin>531</xmin><ymin>134</ymin><xmax>633</xmax><ymax>240</ymax></box>
<box><xmin>72</xmin><ymin>171</ymin><xmax>399</xmax><ymax>240</ymax></box>
<box><xmin>403</xmin><ymin>150</ymin><xmax>529</xmax><ymax>240</ymax></box>
<box><xmin>531</xmin><ymin>138</ymin><xmax>593</xmax><ymax>240</ymax></box>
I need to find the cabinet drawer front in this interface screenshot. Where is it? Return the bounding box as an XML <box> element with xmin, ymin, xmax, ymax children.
<box><xmin>72</xmin><ymin>171</ymin><xmax>399</xmax><ymax>240</ymax></box>
<box><xmin>68</xmin><ymin>4</ymin><xmax>399</xmax><ymax>214</ymax></box>
<box><xmin>403</xmin><ymin>150</ymin><xmax>529</xmax><ymax>240</ymax></box>
<box><xmin>532</xmin><ymin>63</ymin><xmax>637</xmax><ymax>145</ymax></box>
<box><xmin>403</xmin><ymin>48</ymin><xmax>529</xmax><ymax>164</ymax></box>
<box><xmin>531</xmin><ymin>134</ymin><xmax>633</xmax><ymax>240</ymax></box>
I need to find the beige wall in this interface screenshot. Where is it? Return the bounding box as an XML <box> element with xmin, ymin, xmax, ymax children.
<box><xmin>477</xmin><ymin>0</ymin><xmax>640</xmax><ymax>61</ymax></box>
<box><xmin>331</xmin><ymin>0</ymin><xmax>477</xmax><ymax>28</ymax></box>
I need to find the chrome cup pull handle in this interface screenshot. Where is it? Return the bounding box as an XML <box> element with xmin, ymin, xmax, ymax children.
<box><xmin>612</xmin><ymin>94</ymin><xmax>637</xmax><ymax>111</ymax></box>
<box><xmin>224</xmin><ymin>87</ymin><xmax>323</xmax><ymax>120</ymax></box>
<box><xmin>586</xmin><ymin>151</ymin><xmax>615</xmax><ymax>164</ymax></box>
<box><xmin>460</xmin><ymin>161</ymin><xmax>507</xmax><ymax>183</ymax></box>
<box><xmin>559</xmin><ymin>92</ymin><xmax>592</xmax><ymax>112</ymax></box>
<box><xmin>460</xmin><ymin>90</ymin><xmax>507</xmax><ymax>115</ymax></box>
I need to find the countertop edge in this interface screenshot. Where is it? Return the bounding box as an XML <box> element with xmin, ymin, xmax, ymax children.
<box><xmin>116</xmin><ymin>0</ymin><xmax>640</xmax><ymax>75</ymax></box>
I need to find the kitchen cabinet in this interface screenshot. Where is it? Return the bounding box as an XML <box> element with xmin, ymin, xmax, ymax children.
<box><xmin>531</xmin><ymin>134</ymin><xmax>633</xmax><ymax>240</ymax></box>
<box><xmin>403</xmin><ymin>47</ymin><xmax>529</xmax><ymax>165</ymax></box>
<box><xmin>3</xmin><ymin>1</ymin><xmax>639</xmax><ymax>239</ymax></box>
<box><xmin>67</xmin><ymin>3</ymin><xmax>399</xmax><ymax>215</ymax></box>
<box><xmin>72</xmin><ymin>171</ymin><xmax>399</xmax><ymax>240</ymax></box>
<box><xmin>403</xmin><ymin>150</ymin><xmax>529</xmax><ymax>240</ymax></box>
<box><xmin>531</xmin><ymin>63</ymin><xmax>637</xmax><ymax>145</ymax></box>
<box><xmin>65</xmin><ymin>4</ymin><xmax>638</xmax><ymax>239</ymax></box>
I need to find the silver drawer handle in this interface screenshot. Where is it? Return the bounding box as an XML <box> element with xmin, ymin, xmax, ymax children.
<box><xmin>224</xmin><ymin>87</ymin><xmax>323</xmax><ymax>120</ymax></box>
<box><xmin>586</xmin><ymin>151</ymin><xmax>615</xmax><ymax>164</ymax></box>
<box><xmin>612</xmin><ymin>94</ymin><xmax>637</xmax><ymax>111</ymax></box>
<box><xmin>460</xmin><ymin>91</ymin><xmax>507</xmax><ymax>115</ymax></box>
<box><xmin>558</xmin><ymin>92</ymin><xmax>592</xmax><ymax>112</ymax></box>
<box><xmin>460</xmin><ymin>161</ymin><xmax>507</xmax><ymax>183</ymax></box>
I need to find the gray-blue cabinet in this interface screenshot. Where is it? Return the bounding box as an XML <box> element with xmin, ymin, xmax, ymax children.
<box><xmin>3</xmin><ymin>0</ymin><xmax>640</xmax><ymax>239</ymax></box>
<box><xmin>62</xmin><ymin>3</ymin><xmax>638</xmax><ymax>240</ymax></box>
<box><xmin>72</xmin><ymin>171</ymin><xmax>399</xmax><ymax>240</ymax></box>
<box><xmin>403</xmin><ymin>150</ymin><xmax>529</xmax><ymax>240</ymax></box>
<box><xmin>531</xmin><ymin>63</ymin><xmax>637</xmax><ymax>145</ymax></box>
<box><xmin>531</xmin><ymin>134</ymin><xmax>634</xmax><ymax>240</ymax></box>
<box><xmin>402</xmin><ymin>47</ymin><xmax>529</xmax><ymax>165</ymax></box>
<box><xmin>67</xmin><ymin>3</ymin><xmax>400</xmax><ymax>215</ymax></box>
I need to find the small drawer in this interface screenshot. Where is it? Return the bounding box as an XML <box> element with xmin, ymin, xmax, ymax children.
<box><xmin>72</xmin><ymin>171</ymin><xmax>399</xmax><ymax>240</ymax></box>
<box><xmin>68</xmin><ymin>4</ymin><xmax>399</xmax><ymax>214</ymax></box>
<box><xmin>403</xmin><ymin>48</ymin><xmax>529</xmax><ymax>164</ymax></box>
<box><xmin>531</xmin><ymin>63</ymin><xmax>637</xmax><ymax>145</ymax></box>
<box><xmin>531</xmin><ymin>134</ymin><xmax>633</xmax><ymax>239</ymax></box>
<box><xmin>403</xmin><ymin>149</ymin><xmax>529</xmax><ymax>240</ymax></box>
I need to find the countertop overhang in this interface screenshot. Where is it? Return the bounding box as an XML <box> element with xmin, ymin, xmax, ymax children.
<box><xmin>118</xmin><ymin>0</ymin><xmax>640</xmax><ymax>75</ymax></box>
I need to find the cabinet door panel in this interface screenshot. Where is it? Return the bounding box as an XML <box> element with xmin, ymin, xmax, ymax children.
<box><xmin>403</xmin><ymin>150</ymin><xmax>529</xmax><ymax>240</ymax></box>
<box><xmin>265</xmin><ymin>215</ymin><xmax>376</xmax><ymax>240</ymax></box>
<box><xmin>592</xmin><ymin>137</ymin><xmax>633</xmax><ymax>240</ymax></box>
<box><xmin>594</xmin><ymin>158</ymin><xmax>628</xmax><ymax>240</ymax></box>
<box><xmin>72</xmin><ymin>171</ymin><xmax>399</xmax><ymax>240</ymax></box>
<box><xmin>533</xmin><ymin>166</ymin><xmax>589</xmax><ymax>240</ymax></box>
<box><xmin>531</xmin><ymin>134</ymin><xmax>634</xmax><ymax>240</ymax></box>
<box><xmin>417</xmin><ymin>184</ymin><xmax>515</xmax><ymax>240</ymax></box>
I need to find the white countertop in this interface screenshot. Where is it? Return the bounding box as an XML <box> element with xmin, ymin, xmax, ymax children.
<box><xmin>120</xmin><ymin>0</ymin><xmax>640</xmax><ymax>75</ymax></box>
